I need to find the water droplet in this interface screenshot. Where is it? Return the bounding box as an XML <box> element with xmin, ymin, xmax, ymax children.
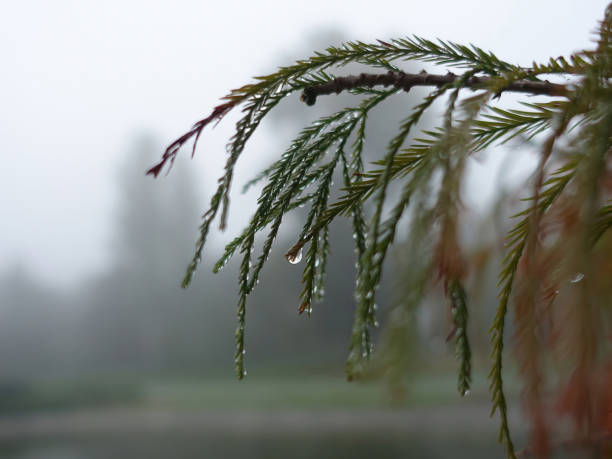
<box><xmin>243</xmin><ymin>370</ymin><xmax>247</xmax><ymax>377</ymax></box>
<box><xmin>314</xmin><ymin>258</ymin><xmax>320</xmax><ymax>267</ymax></box>
<box><xmin>570</xmin><ymin>272</ymin><xmax>584</xmax><ymax>283</ymax></box>
<box><xmin>374</xmin><ymin>321</ymin><xmax>380</xmax><ymax>328</ymax></box>
<box><xmin>285</xmin><ymin>248</ymin><xmax>303</xmax><ymax>264</ymax></box>
<box><xmin>242</xmin><ymin>349</ymin><xmax>246</xmax><ymax>355</ymax></box>
<box><xmin>464</xmin><ymin>389</ymin><xmax>470</xmax><ymax>396</ymax></box>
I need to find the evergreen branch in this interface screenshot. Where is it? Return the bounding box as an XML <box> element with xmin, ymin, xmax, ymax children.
<box><xmin>449</xmin><ymin>280</ymin><xmax>472</xmax><ymax>397</ymax></box>
<box><xmin>246</xmin><ymin>118</ymin><xmax>355</xmax><ymax>295</ymax></box>
<box><xmin>288</xmin><ymin>142</ymin><xmax>432</xmax><ymax>258</ymax></box>
<box><xmin>212</xmin><ymin>193</ymin><xmax>314</xmax><ymax>274</ymax></box>
<box><xmin>182</xmin><ymin>83</ymin><xmax>293</xmax><ymax>286</ymax></box>
<box><xmin>488</xmin><ymin>156</ymin><xmax>581</xmax><ymax>458</ymax></box>
<box><xmin>377</xmin><ymin>37</ymin><xmax>520</xmax><ymax>73</ymax></box>
<box><xmin>235</xmin><ymin>232</ymin><xmax>254</xmax><ymax>380</ymax></box>
<box><xmin>219</xmin><ymin>89</ymin><xmax>396</xmax><ymax>279</ymax></box>
<box><xmin>300</xmin><ymin>71</ymin><xmax>568</xmax><ymax>106</ymax></box>
<box><xmin>241</xmin><ymin>161</ymin><xmax>277</xmax><ymax>193</ymax></box>
<box><xmin>154</xmin><ymin>10</ymin><xmax>612</xmax><ymax>456</ymax></box>
<box><xmin>214</xmin><ymin>109</ymin><xmax>352</xmax><ymax>277</ymax></box>
<box><xmin>146</xmin><ymin>101</ymin><xmax>235</xmax><ymax>178</ymax></box>
<box><xmin>347</xmin><ymin>71</ymin><xmax>485</xmax><ymax>378</ymax></box>
<box><xmin>293</xmin><ymin>81</ymin><xmax>453</xmax><ymax>262</ymax></box>
<box><xmin>155</xmin><ymin>38</ymin><xmax>570</xmax><ymax>290</ymax></box>
<box><xmin>487</xmin><ymin>70</ymin><xmax>603</xmax><ymax>455</ymax></box>
<box><xmin>471</xmin><ymin>101</ymin><xmax>562</xmax><ymax>150</ymax></box>
<box><xmin>530</xmin><ymin>52</ymin><xmax>595</xmax><ymax>75</ymax></box>
<box><xmin>297</xmin><ymin>142</ymin><xmax>344</xmax><ymax>315</ymax></box>
<box><xmin>150</xmin><ymin>35</ymin><xmax>526</xmax><ymax>180</ymax></box>
<box><xmin>345</xmin><ymin>151</ymin><xmax>435</xmax><ymax>378</ymax></box>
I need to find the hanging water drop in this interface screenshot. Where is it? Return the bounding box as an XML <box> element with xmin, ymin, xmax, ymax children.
<box><xmin>464</xmin><ymin>389</ymin><xmax>470</xmax><ymax>396</ymax></box>
<box><xmin>570</xmin><ymin>272</ymin><xmax>584</xmax><ymax>283</ymax></box>
<box><xmin>285</xmin><ymin>248</ymin><xmax>303</xmax><ymax>264</ymax></box>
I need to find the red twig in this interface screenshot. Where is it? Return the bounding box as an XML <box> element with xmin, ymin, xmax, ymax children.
<box><xmin>146</xmin><ymin>101</ymin><xmax>235</xmax><ymax>178</ymax></box>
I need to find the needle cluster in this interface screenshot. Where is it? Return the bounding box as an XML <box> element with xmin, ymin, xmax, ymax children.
<box><xmin>151</xmin><ymin>5</ymin><xmax>612</xmax><ymax>457</ymax></box>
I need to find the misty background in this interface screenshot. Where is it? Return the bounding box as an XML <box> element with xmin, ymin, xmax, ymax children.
<box><xmin>0</xmin><ymin>1</ymin><xmax>609</xmax><ymax>458</ymax></box>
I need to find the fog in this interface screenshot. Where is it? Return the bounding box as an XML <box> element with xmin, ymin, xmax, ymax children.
<box><xmin>0</xmin><ymin>0</ymin><xmax>605</xmax><ymax>286</ymax></box>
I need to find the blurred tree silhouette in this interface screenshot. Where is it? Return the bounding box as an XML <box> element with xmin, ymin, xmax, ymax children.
<box><xmin>0</xmin><ymin>264</ymin><xmax>74</xmax><ymax>378</ymax></box>
<box><xmin>79</xmin><ymin>134</ymin><xmax>234</xmax><ymax>373</ymax></box>
<box><xmin>152</xmin><ymin>4</ymin><xmax>612</xmax><ymax>457</ymax></box>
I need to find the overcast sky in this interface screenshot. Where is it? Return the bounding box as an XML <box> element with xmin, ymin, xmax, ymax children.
<box><xmin>1</xmin><ymin>0</ymin><xmax>609</xmax><ymax>287</ymax></box>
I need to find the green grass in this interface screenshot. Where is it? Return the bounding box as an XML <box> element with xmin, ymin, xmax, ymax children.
<box><xmin>0</xmin><ymin>363</ymin><xmax>522</xmax><ymax>414</ymax></box>
<box><xmin>0</xmin><ymin>379</ymin><xmax>142</xmax><ymax>414</ymax></box>
<box><xmin>142</xmin><ymin>369</ymin><xmax>520</xmax><ymax>411</ymax></box>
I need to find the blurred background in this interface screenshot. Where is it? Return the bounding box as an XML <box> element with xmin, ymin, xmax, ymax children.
<box><xmin>0</xmin><ymin>1</ymin><xmax>608</xmax><ymax>457</ymax></box>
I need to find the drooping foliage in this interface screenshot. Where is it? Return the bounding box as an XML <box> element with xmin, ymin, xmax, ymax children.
<box><xmin>150</xmin><ymin>5</ymin><xmax>612</xmax><ymax>458</ymax></box>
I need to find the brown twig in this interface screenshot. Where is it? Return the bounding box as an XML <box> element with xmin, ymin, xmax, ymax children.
<box><xmin>300</xmin><ymin>71</ymin><xmax>569</xmax><ymax>106</ymax></box>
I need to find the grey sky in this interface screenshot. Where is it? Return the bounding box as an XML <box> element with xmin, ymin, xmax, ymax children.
<box><xmin>1</xmin><ymin>0</ymin><xmax>608</xmax><ymax>287</ymax></box>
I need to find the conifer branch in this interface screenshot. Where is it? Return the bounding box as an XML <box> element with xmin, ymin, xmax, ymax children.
<box><xmin>153</xmin><ymin>5</ymin><xmax>612</xmax><ymax>457</ymax></box>
<box><xmin>300</xmin><ymin>71</ymin><xmax>569</xmax><ymax>106</ymax></box>
<box><xmin>449</xmin><ymin>280</ymin><xmax>471</xmax><ymax>397</ymax></box>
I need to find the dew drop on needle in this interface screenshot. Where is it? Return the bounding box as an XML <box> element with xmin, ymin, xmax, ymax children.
<box><xmin>570</xmin><ymin>272</ymin><xmax>584</xmax><ymax>283</ymax></box>
<box><xmin>285</xmin><ymin>248</ymin><xmax>303</xmax><ymax>264</ymax></box>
